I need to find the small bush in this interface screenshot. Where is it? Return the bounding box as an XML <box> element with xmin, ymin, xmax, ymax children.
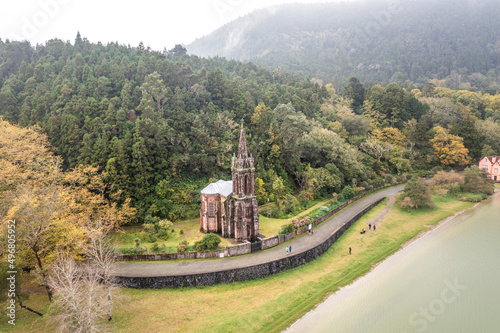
<box><xmin>177</xmin><ymin>241</ymin><xmax>188</xmax><ymax>253</ymax></box>
<box><xmin>179</xmin><ymin>230</ymin><xmax>184</xmax><ymax>235</ymax></box>
<box><xmin>195</xmin><ymin>233</ymin><xmax>222</xmax><ymax>251</ymax></box>
<box><xmin>121</xmin><ymin>247</ymin><xmax>147</xmax><ymax>255</ymax></box>
<box><xmin>319</xmin><ymin>206</ymin><xmax>329</xmax><ymax>214</ymax></box>
<box><xmin>148</xmin><ymin>234</ymin><xmax>157</xmax><ymax>243</ymax></box>
<box><xmin>399</xmin><ymin>196</ymin><xmax>414</xmax><ymax>210</ymax></box>
<box><xmin>458</xmin><ymin>192</ymin><xmax>488</xmax><ymax>202</ymax></box>
<box><xmin>151</xmin><ymin>242</ymin><xmax>159</xmax><ymax>253</ymax></box>
<box><xmin>157</xmin><ymin>229</ymin><xmax>170</xmax><ymax>240</ymax></box>
<box><xmin>341</xmin><ymin>185</ymin><xmax>354</xmax><ymax>200</ymax></box>
<box><xmin>279</xmin><ymin>223</ymin><xmax>294</xmax><ymax>235</ymax></box>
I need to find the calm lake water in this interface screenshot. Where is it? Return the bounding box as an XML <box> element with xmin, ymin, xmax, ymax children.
<box><xmin>285</xmin><ymin>193</ymin><xmax>500</xmax><ymax>333</ymax></box>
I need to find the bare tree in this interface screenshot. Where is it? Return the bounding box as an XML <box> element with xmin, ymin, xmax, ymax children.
<box><xmin>79</xmin><ymin>217</ymin><xmax>119</xmax><ymax>322</ymax></box>
<box><xmin>48</xmin><ymin>253</ymin><xmax>111</xmax><ymax>333</ymax></box>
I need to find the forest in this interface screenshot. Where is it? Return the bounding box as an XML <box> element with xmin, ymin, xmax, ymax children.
<box><xmin>188</xmin><ymin>0</ymin><xmax>500</xmax><ymax>90</ymax></box>
<box><xmin>1</xmin><ymin>36</ymin><xmax>500</xmax><ymax>224</ymax></box>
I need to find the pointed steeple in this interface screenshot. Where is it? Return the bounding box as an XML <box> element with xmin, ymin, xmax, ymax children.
<box><xmin>238</xmin><ymin>122</ymin><xmax>248</xmax><ymax>159</ymax></box>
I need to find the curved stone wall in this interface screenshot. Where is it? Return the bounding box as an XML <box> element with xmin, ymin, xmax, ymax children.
<box><xmin>117</xmin><ymin>198</ymin><xmax>384</xmax><ymax>289</ymax></box>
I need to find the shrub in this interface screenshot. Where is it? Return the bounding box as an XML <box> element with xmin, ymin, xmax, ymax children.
<box><xmin>177</xmin><ymin>241</ymin><xmax>189</xmax><ymax>253</ymax></box>
<box><xmin>298</xmin><ymin>190</ymin><xmax>310</xmax><ymax>206</ymax></box>
<box><xmin>134</xmin><ymin>237</ymin><xmax>140</xmax><ymax>248</ymax></box>
<box><xmin>157</xmin><ymin>229</ymin><xmax>170</xmax><ymax>240</ymax></box>
<box><xmin>341</xmin><ymin>185</ymin><xmax>354</xmax><ymax>200</ymax></box>
<box><xmin>401</xmin><ymin>178</ymin><xmax>434</xmax><ymax>209</ymax></box>
<box><xmin>179</xmin><ymin>230</ymin><xmax>184</xmax><ymax>235</ymax></box>
<box><xmin>319</xmin><ymin>206</ymin><xmax>329</xmax><ymax>214</ymax></box>
<box><xmin>143</xmin><ymin>223</ymin><xmax>155</xmax><ymax>234</ymax></box>
<box><xmin>458</xmin><ymin>193</ymin><xmax>488</xmax><ymax>202</ymax></box>
<box><xmin>283</xmin><ymin>194</ymin><xmax>299</xmax><ymax>214</ymax></box>
<box><xmin>399</xmin><ymin>196</ymin><xmax>414</xmax><ymax>210</ymax></box>
<box><xmin>431</xmin><ymin>170</ymin><xmax>464</xmax><ymax>190</ymax></box>
<box><xmin>279</xmin><ymin>223</ymin><xmax>294</xmax><ymax>235</ymax></box>
<box><xmin>147</xmin><ymin>234</ymin><xmax>157</xmax><ymax>243</ymax></box>
<box><xmin>195</xmin><ymin>233</ymin><xmax>221</xmax><ymax>251</ymax></box>
<box><xmin>463</xmin><ymin>166</ymin><xmax>494</xmax><ymax>195</ymax></box>
<box><xmin>121</xmin><ymin>247</ymin><xmax>147</xmax><ymax>255</ymax></box>
<box><xmin>151</xmin><ymin>242</ymin><xmax>159</xmax><ymax>253</ymax></box>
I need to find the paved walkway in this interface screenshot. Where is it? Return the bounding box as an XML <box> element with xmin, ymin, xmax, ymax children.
<box><xmin>114</xmin><ymin>185</ymin><xmax>404</xmax><ymax>278</ymax></box>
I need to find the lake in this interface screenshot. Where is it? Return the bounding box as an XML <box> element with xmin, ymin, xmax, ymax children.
<box><xmin>285</xmin><ymin>193</ymin><xmax>500</xmax><ymax>333</ymax></box>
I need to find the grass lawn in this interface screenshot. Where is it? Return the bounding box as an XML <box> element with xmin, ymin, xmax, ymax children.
<box><xmin>7</xmin><ymin>193</ymin><xmax>477</xmax><ymax>333</ymax></box>
<box><xmin>259</xmin><ymin>197</ymin><xmax>335</xmax><ymax>237</ymax></box>
<box><xmin>109</xmin><ymin>218</ymin><xmax>207</xmax><ymax>252</ymax></box>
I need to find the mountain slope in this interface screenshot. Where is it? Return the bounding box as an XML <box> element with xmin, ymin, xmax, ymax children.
<box><xmin>188</xmin><ymin>0</ymin><xmax>500</xmax><ymax>89</ymax></box>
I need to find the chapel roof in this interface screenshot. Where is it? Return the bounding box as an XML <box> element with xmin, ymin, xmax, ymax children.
<box><xmin>200</xmin><ymin>180</ymin><xmax>233</xmax><ymax>197</ymax></box>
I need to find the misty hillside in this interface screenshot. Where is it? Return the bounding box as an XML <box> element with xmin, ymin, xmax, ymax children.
<box><xmin>188</xmin><ymin>0</ymin><xmax>500</xmax><ymax>90</ymax></box>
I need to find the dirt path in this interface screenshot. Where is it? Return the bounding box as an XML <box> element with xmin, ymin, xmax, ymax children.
<box><xmin>365</xmin><ymin>195</ymin><xmax>396</xmax><ymax>228</ymax></box>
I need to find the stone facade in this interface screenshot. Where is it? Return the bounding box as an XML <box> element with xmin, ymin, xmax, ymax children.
<box><xmin>200</xmin><ymin>125</ymin><xmax>259</xmax><ymax>242</ymax></box>
<box><xmin>479</xmin><ymin>156</ymin><xmax>500</xmax><ymax>182</ymax></box>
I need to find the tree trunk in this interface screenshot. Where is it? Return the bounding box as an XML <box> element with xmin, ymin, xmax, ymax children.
<box><xmin>32</xmin><ymin>246</ymin><xmax>53</xmax><ymax>302</ymax></box>
<box><xmin>17</xmin><ymin>295</ymin><xmax>43</xmax><ymax>316</ymax></box>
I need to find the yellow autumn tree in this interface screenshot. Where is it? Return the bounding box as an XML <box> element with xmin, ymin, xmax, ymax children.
<box><xmin>0</xmin><ymin>119</ymin><xmax>134</xmax><ymax>309</ymax></box>
<box><xmin>430</xmin><ymin>126</ymin><xmax>469</xmax><ymax>166</ymax></box>
<box><xmin>372</xmin><ymin>127</ymin><xmax>406</xmax><ymax>146</ymax></box>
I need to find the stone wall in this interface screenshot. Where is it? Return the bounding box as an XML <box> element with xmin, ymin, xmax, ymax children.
<box><xmin>117</xmin><ymin>198</ymin><xmax>384</xmax><ymax>289</ymax></box>
<box><xmin>260</xmin><ymin>235</ymin><xmax>279</xmax><ymax>250</ymax></box>
<box><xmin>228</xmin><ymin>242</ymin><xmax>251</xmax><ymax>256</ymax></box>
<box><xmin>119</xmin><ymin>248</ymin><xmax>229</xmax><ymax>261</ymax></box>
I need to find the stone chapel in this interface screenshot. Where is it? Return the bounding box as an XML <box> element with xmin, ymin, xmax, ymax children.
<box><xmin>200</xmin><ymin>124</ymin><xmax>260</xmax><ymax>242</ymax></box>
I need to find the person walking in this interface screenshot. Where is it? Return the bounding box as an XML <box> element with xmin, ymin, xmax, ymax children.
<box><xmin>289</xmin><ymin>246</ymin><xmax>292</xmax><ymax>253</ymax></box>
<box><xmin>373</xmin><ymin>225</ymin><xmax>376</xmax><ymax>231</ymax></box>
<box><xmin>349</xmin><ymin>247</ymin><xmax>351</xmax><ymax>255</ymax></box>
<box><xmin>369</xmin><ymin>223</ymin><xmax>372</xmax><ymax>230</ymax></box>
<box><xmin>286</xmin><ymin>247</ymin><xmax>289</xmax><ymax>255</ymax></box>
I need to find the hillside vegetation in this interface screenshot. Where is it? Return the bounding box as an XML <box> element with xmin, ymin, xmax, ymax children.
<box><xmin>188</xmin><ymin>0</ymin><xmax>500</xmax><ymax>90</ymax></box>
<box><xmin>1</xmin><ymin>35</ymin><xmax>500</xmax><ymax>223</ymax></box>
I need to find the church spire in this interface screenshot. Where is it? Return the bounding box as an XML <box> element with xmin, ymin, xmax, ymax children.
<box><xmin>238</xmin><ymin>122</ymin><xmax>248</xmax><ymax>159</ymax></box>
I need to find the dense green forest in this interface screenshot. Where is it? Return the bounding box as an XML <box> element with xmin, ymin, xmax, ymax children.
<box><xmin>188</xmin><ymin>0</ymin><xmax>500</xmax><ymax>90</ymax></box>
<box><xmin>1</xmin><ymin>35</ymin><xmax>500</xmax><ymax>224</ymax></box>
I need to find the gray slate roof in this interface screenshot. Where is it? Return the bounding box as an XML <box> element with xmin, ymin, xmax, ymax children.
<box><xmin>200</xmin><ymin>180</ymin><xmax>233</xmax><ymax>197</ymax></box>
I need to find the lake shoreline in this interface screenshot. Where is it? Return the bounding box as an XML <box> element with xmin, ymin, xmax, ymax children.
<box><xmin>284</xmin><ymin>191</ymin><xmax>500</xmax><ymax>332</ymax></box>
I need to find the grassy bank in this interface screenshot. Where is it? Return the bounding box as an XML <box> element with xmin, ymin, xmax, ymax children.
<box><xmin>6</xmin><ymin>193</ymin><xmax>477</xmax><ymax>333</ymax></box>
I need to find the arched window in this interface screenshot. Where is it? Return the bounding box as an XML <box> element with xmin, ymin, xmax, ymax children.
<box><xmin>244</xmin><ymin>175</ymin><xmax>249</xmax><ymax>195</ymax></box>
<box><xmin>209</xmin><ymin>203</ymin><xmax>215</xmax><ymax>217</ymax></box>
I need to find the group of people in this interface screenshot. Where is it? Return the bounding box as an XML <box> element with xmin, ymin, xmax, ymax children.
<box><xmin>360</xmin><ymin>223</ymin><xmax>376</xmax><ymax>234</ymax></box>
<box><xmin>307</xmin><ymin>223</ymin><xmax>314</xmax><ymax>235</ymax></box>
<box><xmin>354</xmin><ymin>223</ymin><xmax>377</xmax><ymax>254</ymax></box>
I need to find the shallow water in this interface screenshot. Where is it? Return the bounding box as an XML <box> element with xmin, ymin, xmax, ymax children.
<box><xmin>285</xmin><ymin>194</ymin><xmax>500</xmax><ymax>333</ymax></box>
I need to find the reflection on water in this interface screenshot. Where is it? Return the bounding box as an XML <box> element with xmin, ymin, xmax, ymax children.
<box><xmin>285</xmin><ymin>194</ymin><xmax>500</xmax><ymax>333</ymax></box>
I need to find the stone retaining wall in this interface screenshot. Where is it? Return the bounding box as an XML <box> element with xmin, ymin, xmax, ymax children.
<box><xmin>261</xmin><ymin>235</ymin><xmax>279</xmax><ymax>250</ymax></box>
<box><xmin>117</xmin><ymin>198</ymin><xmax>384</xmax><ymax>289</ymax></box>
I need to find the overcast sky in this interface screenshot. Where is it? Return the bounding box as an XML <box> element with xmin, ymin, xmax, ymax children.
<box><xmin>0</xmin><ymin>0</ymin><xmax>348</xmax><ymax>51</ymax></box>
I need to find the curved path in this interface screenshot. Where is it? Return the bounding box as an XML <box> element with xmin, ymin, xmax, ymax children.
<box><xmin>114</xmin><ymin>185</ymin><xmax>404</xmax><ymax>279</ymax></box>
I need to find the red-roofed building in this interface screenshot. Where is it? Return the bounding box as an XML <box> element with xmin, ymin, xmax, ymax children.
<box><xmin>478</xmin><ymin>156</ymin><xmax>500</xmax><ymax>182</ymax></box>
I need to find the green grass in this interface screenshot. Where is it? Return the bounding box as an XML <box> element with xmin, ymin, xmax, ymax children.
<box><xmin>110</xmin><ymin>219</ymin><xmax>208</xmax><ymax>252</ymax></box>
<box><xmin>7</xmin><ymin>194</ymin><xmax>477</xmax><ymax>333</ymax></box>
